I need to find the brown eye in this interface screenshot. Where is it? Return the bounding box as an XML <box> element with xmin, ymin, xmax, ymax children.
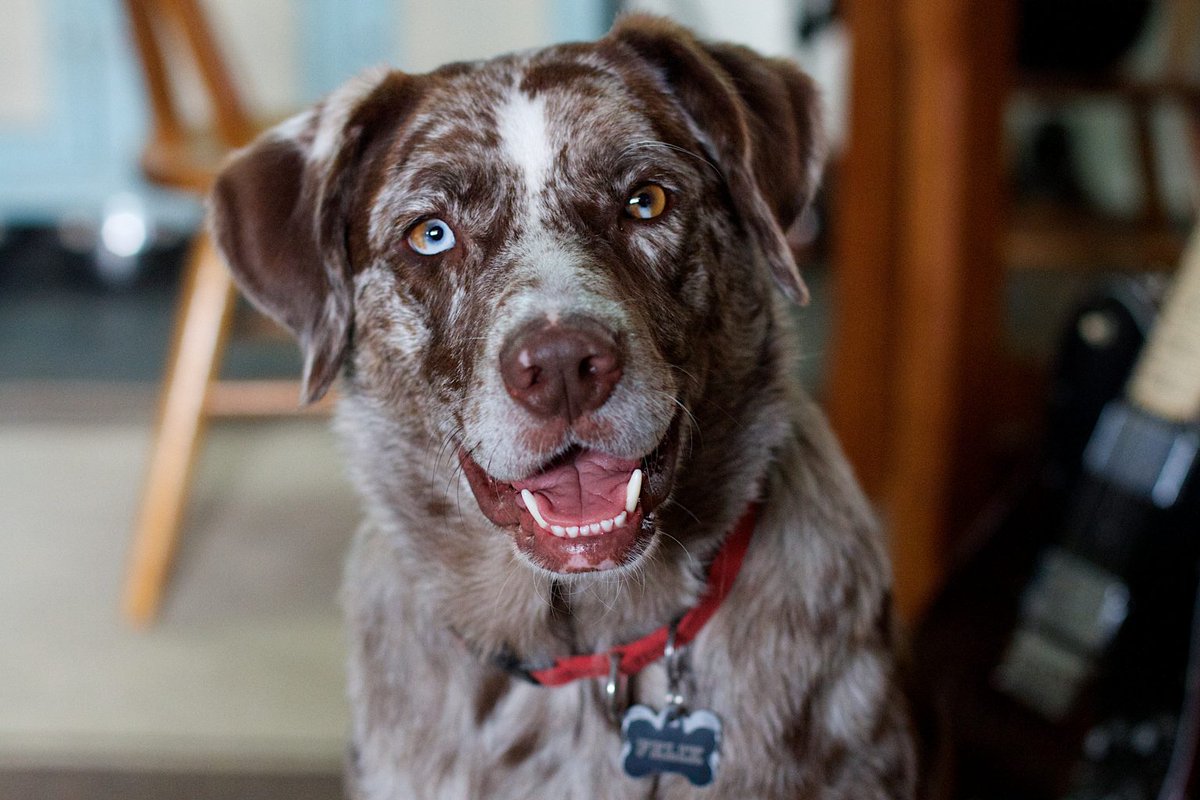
<box><xmin>624</xmin><ymin>184</ymin><xmax>668</xmax><ymax>220</ymax></box>
<box><xmin>407</xmin><ymin>218</ymin><xmax>456</xmax><ymax>255</ymax></box>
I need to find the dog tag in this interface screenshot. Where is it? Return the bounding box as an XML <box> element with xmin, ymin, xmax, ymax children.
<box><xmin>620</xmin><ymin>704</ymin><xmax>722</xmax><ymax>787</ymax></box>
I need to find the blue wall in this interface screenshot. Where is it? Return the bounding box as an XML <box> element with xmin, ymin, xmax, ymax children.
<box><xmin>0</xmin><ymin>0</ymin><xmax>160</xmax><ymax>225</ymax></box>
<box><xmin>0</xmin><ymin>0</ymin><xmax>610</xmax><ymax>228</ymax></box>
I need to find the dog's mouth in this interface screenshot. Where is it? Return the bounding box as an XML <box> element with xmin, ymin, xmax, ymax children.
<box><xmin>458</xmin><ymin>417</ymin><xmax>681</xmax><ymax>574</ymax></box>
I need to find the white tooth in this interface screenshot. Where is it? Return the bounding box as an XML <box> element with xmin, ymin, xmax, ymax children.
<box><xmin>567</xmin><ymin>526</ymin><xmax>579</xmax><ymax>537</ymax></box>
<box><xmin>520</xmin><ymin>489</ymin><xmax>550</xmax><ymax>530</ymax></box>
<box><xmin>589</xmin><ymin>523</ymin><xmax>601</xmax><ymax>535</ymax></box>
<box><xmin>601</xmin><ymin>518</ymin><xmax>614</xmax><ymax>533</ymax></box>
<box><xmin>625</xmin><ymin>469</ymin><xmax>642</xmax><ymax>514</ymax></box>
<box><xmin>551</xmin><ymin>525</ymin><xmax>566</xmax><ymax>537</ymax></box>
<box><xmin>615</xmin><ymin>510</ymin><xmax>628</xmax><ymax>528</ymax></box>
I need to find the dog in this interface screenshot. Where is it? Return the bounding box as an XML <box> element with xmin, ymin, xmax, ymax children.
<box><xmin>209</xmin><ymin>14</ymin><xmax>916</xmax><ymax>799</ymax></box>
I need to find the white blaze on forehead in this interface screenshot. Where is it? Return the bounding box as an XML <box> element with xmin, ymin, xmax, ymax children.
<box><xmin>497</xmin><ymin>90</ymin><xmax>553</xmax><ymax>204</ymax></box>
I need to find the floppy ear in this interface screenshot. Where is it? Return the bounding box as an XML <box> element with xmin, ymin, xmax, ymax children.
<box><xmin>609</xmin><ymin>15</ymin><xmax>825</xmax><ymax>304</ymax></box>
<box><xmin>209</xmin><ymin>69</ymin><xmax>415</xmax><ymax>403</ymax></box>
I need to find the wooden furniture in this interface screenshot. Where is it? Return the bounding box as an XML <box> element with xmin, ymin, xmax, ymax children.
<box><xmin>1007</xmin><ymin>74</ymin><xmax>1198</xmax><ymax>272</ymax></box>
<box><xmin>828</xmin><ymin>0</ymin><xmax>1200</xmax><ymax>624</ymax></box>
<box><xmin>1008</xmin><ymin>0</ymin><xmax>1200</xmax><ymax>273</ymax></box>
<box><xmin>120</xmin><ymin>0</ymin><xmax>326</xmax><ymax>626</ymax></box>
<box><xmin>827</xmin><ymin>0</ymin><xmax>1016</xmax><ymax>623</ymax></box>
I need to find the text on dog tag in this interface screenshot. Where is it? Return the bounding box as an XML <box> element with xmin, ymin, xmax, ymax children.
<box><xmin>620</xmin><ymin>704</ymin><xmax>721</xmax><ymax>787</ymax></box>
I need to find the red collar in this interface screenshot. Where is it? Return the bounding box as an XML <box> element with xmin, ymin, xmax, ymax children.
<box><xmin>509</xmin><ymin>503</ymin><xmax>759</xmax><ymax>687</ymax></box>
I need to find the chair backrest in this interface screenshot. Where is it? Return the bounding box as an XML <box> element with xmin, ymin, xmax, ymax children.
<box><xmin>123</xmin><ymin>0</ymin><xmax>255</xmax><ymax>150</ymax></box>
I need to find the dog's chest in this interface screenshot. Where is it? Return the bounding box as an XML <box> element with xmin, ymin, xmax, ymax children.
<box><xmin>379</xmin><ymin>670</ymin><xmax>678</xmax><ymax>800</ymax></box>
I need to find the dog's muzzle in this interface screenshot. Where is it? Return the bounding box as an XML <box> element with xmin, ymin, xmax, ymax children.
<box><xmin>459</xmin><ymin>316</ymin><xmax>681</xmax><ymax>574</ymax></box>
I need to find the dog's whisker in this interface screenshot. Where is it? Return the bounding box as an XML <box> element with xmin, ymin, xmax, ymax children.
<box><xmin>656</xmin><ymin>391</ymin><xmax>701</xmax><ymax>436</ymax></box>
<box><xmin>659</xmin><ymin>365</ymin><xmax>749</xmax><ymax>432</ymax></box>
<box><xmin>666</xmin><ymin>362</ymin><xmax>702</xmax><ymax>389</ymax></box>
<box><xmin>656</xmin><ymin>529</ymin><xmax>698</xmax><ymax>575</ymax></box>
<box><xmin>531</xmin><ymin>574</ymin><xmax>554</xmax><ymax>611</ymax></box>
<box><xmin>670</xmin><ymin>388</ymin><xmax>747</xmax><ymax>435</ymax></box>
<box><xmin>648</xmin><ymin>390</ymin><xmax>704</xmax><ymax>453</ymax></box>
<box><xmin>621</xmin><ymin>139</ymin><xmax>720</xmax><ymax>176</ymax></box>
<box><xmin>442</xmin><ymin>433</ymin><xmax>479</xmax><ymax>518</ymax></box>
<box><xmin>625</xmin><ymin>554</ymin><xmax>649</xmax><ymax>604</ymax></box>
<box><xmin>586</xmin><ymin>578</ymin><xmax>620</xmax><ymax>619</ymax></box>
<box><xmin>433</xmin><ymin>431</ymin><xmax>459</xmax><ymax>475</ymax></box>
<box><xmin>453</xmin><ymin>468</ymin><xmax>467</xmax><ymax>522</ymax></box>
<box><xmin>669</xmin><ymin>496</ymin><xmax>703</xmax><ymax>529</ymax></box>
<box><xmin>495</xmin><ymin>557</ymin><xmax>523</xmax><ymax>610</ymax></box>
<box><xmin>453</xmin><ymin>434</ymin><xmax>501</xmax><ymax>510</ymax></box>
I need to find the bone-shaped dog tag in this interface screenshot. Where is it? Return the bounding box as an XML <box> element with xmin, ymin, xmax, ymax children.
<box><xmin>620</xmin><ymin>704</ymin><xmax>722</xmax><ymax>787</ymax></box>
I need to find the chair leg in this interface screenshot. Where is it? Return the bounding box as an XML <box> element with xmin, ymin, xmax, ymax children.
<box><xmin>123</xmin><ymin>232</ymin><xmax>235</xmax><ymax>625</ymax></box>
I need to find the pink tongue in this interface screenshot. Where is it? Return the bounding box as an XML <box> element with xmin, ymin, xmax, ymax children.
<box><xmin>512</xmin><ymin>449</ymin><xmax>638</xmax><ymax>525</ymax></box>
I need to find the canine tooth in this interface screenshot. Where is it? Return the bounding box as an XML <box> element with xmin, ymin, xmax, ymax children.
<box><xmin>625</xmin><ymin>469</ymin><xmax>642</xmax><ymax>514</ymax></box>
<box><xmin>600</xmin><ymin>518</ymin><xmax>614</xmax><ymax>533</ymax></box>
<box><xmin>615</xmin><ymin>510</ymin><xmax>628</xmax><ymax>528</ymax></box>
<box><xmin>589</xmin><ymin>522</ymin><xmax>601</xmax><ymax>535</ymax></box>
<box><xmin>551</xmin><ymin>525</ymin><xmax>566</xmax><ymax>537</ymax></box>
<box><xmin>520</xmin><ymin>489</ymin><xmax>550</xmax><ymax>530</ymax></box>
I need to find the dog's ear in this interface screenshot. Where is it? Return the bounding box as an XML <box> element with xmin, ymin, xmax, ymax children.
<box><xmin>610</xmin><ymin>15</ymin><xmax>825</xmax><ymax>304</ymax></box>
<box><xmin>209</xmin><ymin>69</ymin><xmax>416</xmax><ymax>403</ymax></box>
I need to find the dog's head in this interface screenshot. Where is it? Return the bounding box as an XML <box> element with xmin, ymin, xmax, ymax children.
<box><xmin>210</xmin><ymin>16</ymin><xmax>823</xmax><ymax>577</ymax></box>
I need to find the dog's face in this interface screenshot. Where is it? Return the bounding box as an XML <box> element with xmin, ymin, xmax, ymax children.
<box><xmin>210</xmin><ymin>16</ymin><xmax>822</xmax><ymax>577</ymax></box>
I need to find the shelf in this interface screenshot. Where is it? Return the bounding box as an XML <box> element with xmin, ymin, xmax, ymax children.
<box><xmin>1006</xmin><ymin>201</ymin><xmax>1186</xmax><ymax>271</ymax></box>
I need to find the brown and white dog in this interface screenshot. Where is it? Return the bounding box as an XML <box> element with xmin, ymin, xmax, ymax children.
<box><xmin>210</xmin><ymin>14</ymin><xmax>915</xmax><ymax>799</ymax></box>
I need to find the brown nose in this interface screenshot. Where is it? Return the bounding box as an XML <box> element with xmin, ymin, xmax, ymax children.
<box><xmin>500</xmin><ymin>317</ymin><xmax>623</xmax><ymax>421</ymax></box>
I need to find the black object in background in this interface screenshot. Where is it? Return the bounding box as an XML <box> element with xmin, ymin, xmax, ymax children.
<box><xmin>1018</xmin><ymin>0</ymin><xmax>1153</xmax><ymax>74</ymax></box>
<box><xmin>912</xmin><ymin>276</ymin><xmax>1200</xmax><ymax>800</ymax></box>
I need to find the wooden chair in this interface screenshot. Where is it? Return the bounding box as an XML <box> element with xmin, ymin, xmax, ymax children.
<box><xmin>121</xmin><ymin>0</ymin><xmax>327</xmax><ymax>625</ymax></box>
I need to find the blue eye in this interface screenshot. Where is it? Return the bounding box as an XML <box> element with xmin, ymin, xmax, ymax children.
<box><xmin>407</xmin><ymin>218</ymin><xmax>457</xmax><ymax>255</ymax></box>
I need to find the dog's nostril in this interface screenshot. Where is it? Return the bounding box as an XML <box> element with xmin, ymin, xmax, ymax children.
<box><xmin>500</xmin><ymin>319</ymin><xmax>624</xmax><ymax>421</ymax></box>
<box><xmin>583</xmin><ymin>353</ymin><xmax>619</xmax><ymax>382</ymax></box>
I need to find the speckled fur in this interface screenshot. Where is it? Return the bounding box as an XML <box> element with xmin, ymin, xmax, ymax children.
<box><xmin>210</xmin><ymin>15</ymin><xmax>915</xmax><ymax>799</ymax></box>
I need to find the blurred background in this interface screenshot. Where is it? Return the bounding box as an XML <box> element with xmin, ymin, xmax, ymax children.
<box><xmin>1</xmin><ymin>0</ymin><xmax>1199</xmax><ymax>798</ymax></box>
